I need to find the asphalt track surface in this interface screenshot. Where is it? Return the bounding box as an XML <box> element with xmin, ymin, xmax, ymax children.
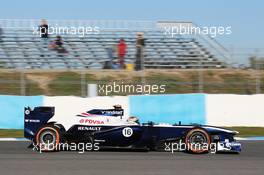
<box><xmin>0</xmin><ymin>141</ymin><xmax>263</xmax><ymax>175</ymax></box>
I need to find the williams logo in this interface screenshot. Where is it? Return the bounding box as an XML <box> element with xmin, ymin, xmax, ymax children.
<box><xmin>101</xmin><ymin>110</ymin><xmax>123</xmax><ymax>115</ymax></box>
<box><xmin>25</xmin><ymin>119</ymin><xmax>40</xmax><ymax>123</ymax></box>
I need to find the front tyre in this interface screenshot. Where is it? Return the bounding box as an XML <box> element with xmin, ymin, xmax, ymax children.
<box><xmin>35</xmin><ymin>125</ymin><xmax>61</xmax><ymax>152</ymax></box>
<box><xmin>184</xmin><ymin>128</ymin><xmax>211</xmax><ymax>154</ymax></box>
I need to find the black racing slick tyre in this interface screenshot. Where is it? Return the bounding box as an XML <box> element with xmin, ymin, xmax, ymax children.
<box><xmin>184</xmin><ymin>128</ymin><xmax>211</xmax><ymax>154</ymax></box>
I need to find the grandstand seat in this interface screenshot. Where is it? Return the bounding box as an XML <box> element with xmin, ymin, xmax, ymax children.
<box><xmin>0</xmin><ymin>24</ymin><xmax>226</xmax><ymax>69</ymax></box>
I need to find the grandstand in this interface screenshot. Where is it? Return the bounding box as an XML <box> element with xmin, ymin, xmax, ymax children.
<box><xmin>0</xmin><ymin>19</ymin><xmax>228</xmax><ymax>69</ymax></box>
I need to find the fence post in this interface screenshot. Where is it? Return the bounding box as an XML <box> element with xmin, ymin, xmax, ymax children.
<box><xmin>20</xmin><ymin>70</ymin><xmax>26</xmax><ymax>96</ymax></box>
<box><xmin>255</xmin><ymin>63</ymin><xmax>261</xmax><ymax>94</ymax></box>
<box><xmin>198</xmin><ymin>58</ymin><xmax>204</xmax><ymax>93</ymax></box>
<box><xmin>81</xmin><ymin>71</ymin><xmax>86</xmax><ymax>97</ymax></box>
<box><xmin>254</xmin><ymin>49</ymin><xmax>261</xmax><ymax>94</ymax></box>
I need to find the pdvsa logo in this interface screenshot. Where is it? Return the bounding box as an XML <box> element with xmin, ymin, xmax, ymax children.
<box><xmin>79</xmin><ymin>119</ymin><xmax>104</xmax><ymax>125</ymax></box>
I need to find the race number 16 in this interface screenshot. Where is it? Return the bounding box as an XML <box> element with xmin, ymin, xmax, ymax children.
<box><xmin>122</xmin><ymin>127</ymin><xmax>133</xmax><ymax>137</ymax></box>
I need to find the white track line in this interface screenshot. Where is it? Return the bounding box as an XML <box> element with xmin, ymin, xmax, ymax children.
<box><xmin>0</xmin><ymin>138</ymin><xmax>29</xmax><ymax>141</ymax></box>
<box><xmin>0</xmin><ymin>137</ymin><xmax>263</xmax><ymax>141</ymax></box>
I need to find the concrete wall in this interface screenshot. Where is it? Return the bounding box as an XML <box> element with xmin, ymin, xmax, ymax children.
<box><xmin>129</xmin><ymin>94</ymin><xmax>206</xmax><ymax>124</ymax></box>
<box><xmin>44</xmin><ymin>96</ymin><xmax>129</xmax><ymax>130</ymax></box>
<box><xmin>206</xmin><ymin>94</ymin><xmax>264</xmax><ymax>126</ymax></box>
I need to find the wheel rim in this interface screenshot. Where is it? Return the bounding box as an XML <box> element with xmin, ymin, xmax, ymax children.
<box><xmin>189</xmin><ymin>132</ymin><xmax>208</xmax><ymax>144</ymax></box>
<box><xmin>186</xmin><ymin>130</ymin><xmax>210</xmax><ymax>153</ymax></box>
<box><xmin>40</xmin><ymin>130</ymin><xmax>56</xmax><ymax>145</ymax></box>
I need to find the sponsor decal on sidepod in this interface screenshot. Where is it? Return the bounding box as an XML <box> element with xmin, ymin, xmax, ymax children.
<box><xmin>78</xmin><ymin>126</ymin><xmax>102</xmax><ymax>131</ymax></box>
<box><xmin>79</xmin><ymin>119</ymin><xmax>104</xmax><ymax>125</ymax></box>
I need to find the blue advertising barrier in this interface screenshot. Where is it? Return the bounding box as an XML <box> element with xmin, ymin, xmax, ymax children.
<box><xmin>0</xmin><ymin>95</ymin><xmax>43</xmax><ymax>129</ymax></box>
<box><xmin>0</xmin><ymin>94</ymin><xmax>206</xmax><ymax>129</ymax></box>
<box><xmin>129</xmin><ymin>94</ymin><xmax>206</xmax><ymax>125</ymax></box>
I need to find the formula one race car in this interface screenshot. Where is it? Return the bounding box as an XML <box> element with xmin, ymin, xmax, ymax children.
<box><xmin>24</xmin><ymin>105</ymin><xmax>241</xmax><ymax>153</ymax></box>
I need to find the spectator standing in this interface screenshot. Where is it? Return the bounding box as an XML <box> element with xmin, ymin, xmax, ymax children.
<box><xmin>107</xmin><ymin>44</ymin><xmax>119</xmax><ymax>69</ymax></box>
<box><xmin>117</xmin><ymin>38</ymin><xmax>127</xmax><ymax>69</ymax></box>
<box><xmin>107</xmin><ymin>45</ymin><xmax>114</xmax><ymax>62</ymax></box>
<box><xmin>104</xmin><ymin>45</ymin><xmax>115</xmax><ymax>69</ymax></box>
<box><xmin>39</xmin><ymin>19</ymin><xmax>49</xmax><ymax>38</ymax></box>
<box><xmin>135</xmin><ymin>32</ymin><xmax>145</xmax><ymax>71</ymax></box>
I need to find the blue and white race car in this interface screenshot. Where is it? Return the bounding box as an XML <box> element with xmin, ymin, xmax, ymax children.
<box><xmin>24</xmin><ymin>105</ymin><xmax>241</xmax><ymax>153</ymax></box>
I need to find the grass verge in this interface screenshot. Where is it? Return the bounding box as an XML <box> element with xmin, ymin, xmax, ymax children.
<box><xmin>0</xmin><ymin>129</ymin><xmax>24</xmax><ymax>138</ymax></box>
<box><xmin>225</xmin><ymin>127</ymin><xmax>264</xmax><ymax>137</ymax></box>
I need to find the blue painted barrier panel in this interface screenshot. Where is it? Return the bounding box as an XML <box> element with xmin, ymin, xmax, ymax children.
<box><xmin>0</xmin><ymin>94</ymin><xmax>206</xmax><ymax>129</ymax></box>
<box><xmin>129</xmin><ymin>94</ymin><xmax>206</xmax><ymax>125</ymax></box>
<box><xmin>0</xmin><ymin>95</ymin><xmax>43</xmax><ymax>129</ymax></box>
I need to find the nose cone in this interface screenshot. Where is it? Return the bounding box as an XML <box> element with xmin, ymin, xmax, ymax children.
<box><xmin>203</xmin><ymin>126</ymin><xmax>239</xmax><ymax>135</ymax></box>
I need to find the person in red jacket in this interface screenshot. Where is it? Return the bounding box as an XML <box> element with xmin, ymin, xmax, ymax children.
<box><xmin>117</xmin><ymin>38</ymin><xmax>127</xmax><ymax>69</ymax></box>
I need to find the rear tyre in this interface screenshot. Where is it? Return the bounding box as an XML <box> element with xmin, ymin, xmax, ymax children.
<box><xmin>34</xmin><ymin>125</ymin><xmax>61</xmax><ymax>152</ymax></box>
<box><xmin>184</xmin><ymin>128</ymin><xmax>211</xmax><ymax>154</ymax></box>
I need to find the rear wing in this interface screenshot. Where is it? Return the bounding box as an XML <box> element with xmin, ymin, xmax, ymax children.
<box><xmin>24</xmin><ymin>106</ymin><xmax>55</xmax><ymax>140</ymax></box>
